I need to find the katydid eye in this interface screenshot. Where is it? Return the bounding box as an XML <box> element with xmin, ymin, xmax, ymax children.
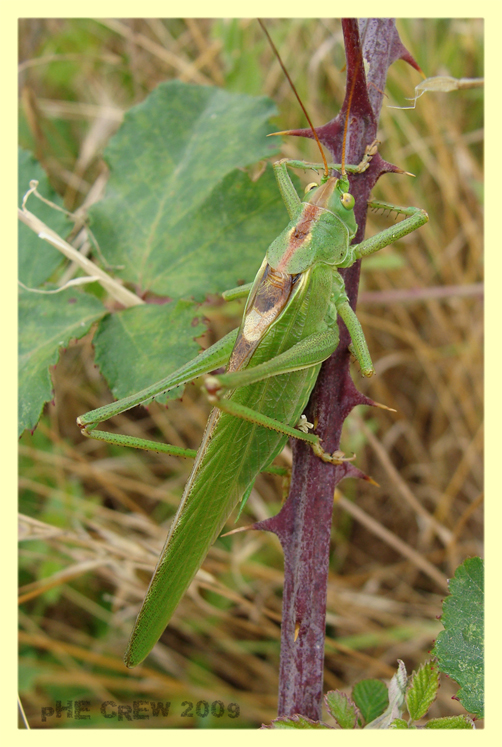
<box><xmin>341</xmin><ymin>192</ymin><xmax>355</xmax><ymax>210</ymax></box>
<box><xmin>305</xmin><ymin>182</ymin><xmax>318</xmax><ymax>194</ymax></box>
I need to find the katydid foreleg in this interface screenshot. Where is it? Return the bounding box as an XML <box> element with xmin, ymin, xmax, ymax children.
<box><xmin>353</xmin><ymin>201</ymin><xmax>429</xmax><ymax>260</ymax></box>
<box><xmin>272</xmin><ymin>147</ymin><xmax>378</xmax><ymax>222</ymax></box>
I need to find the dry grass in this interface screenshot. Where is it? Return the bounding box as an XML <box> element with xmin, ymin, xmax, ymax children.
<box><xmin>19</xmin><ymin>19</ymin><xmax>483</xmax><ymax>728</ymax></box>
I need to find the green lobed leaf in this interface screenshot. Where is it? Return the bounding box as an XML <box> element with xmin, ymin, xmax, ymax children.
<box><xmin>18</xmin><ymin>288</ymin><xmax>105</xmax><ymax>435</ymax></box>
<box><xmin>92</xmin><ymin>301</ymin><xmax>207</xmax><ymax>404</ymax></box>
<box><xmin>325</xmin><ymin>690</ymin><xmax>358</xmax><ymax>729</ymax></box>
<box><xmin>425</xmin><ymin>715</ymin><xmax>475</xmax><ymax>729</ymax></box>
<box><xmin>432</xmin><ymin>557</ymin><xmax>484</xmax><ymax>718</ymax></box>
<box><xmin>352</xmin><ymin>679</ymin><xmax>389</xmax><ymax>724</ymax></box>
<box><xmin>262</xmin><ymin>715</ymin><xmax>332</xmax><ymax>729</ymax></box>
<box><xmin>18</xmin><ymin>148</ymin><xmax>70</xmax><ymax>287</ymax></box>
<box><xmin>89</xmin><ymin>81</ymin><xmax>289</xmax><ymax>300</ymax></box>
<box><xmin>405</xmin><ymin>660</ymin><xmax>439</xmax><ymax>721</ymax></box>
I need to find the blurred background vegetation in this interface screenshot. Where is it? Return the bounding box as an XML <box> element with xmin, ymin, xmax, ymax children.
<box><xmin>18</xmin><ymin>19</ymin><xmax>483</xmax><ymax>728</ymax></box>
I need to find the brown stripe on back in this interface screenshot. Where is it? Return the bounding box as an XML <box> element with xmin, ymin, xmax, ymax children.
<box><xmin>277</xmin><ymin>203</ymin><xmax>321</xmax><ymax>272</ymax></box>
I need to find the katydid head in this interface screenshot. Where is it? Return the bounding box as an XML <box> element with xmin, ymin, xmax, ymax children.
<box><xmin>303</xmin><ymin>174</ymin><xmax>357</xmax><ymax>237</ymax></box>
<box><xmin>266</xmin><ymin>170</ymin><xmax>357</xmax><ymax>273</ymax></box>
<box><xmin>259</xmin><ymin>20</ymin><xmax>359</xmax><ymax>235</ymax></box>
<box><xmin>261</xmin><ymin>19</ymin><xmax>358</xmax><ymax>273</ymax></box>
<box><xmin>300</xmin><ymin>41</ymin><xmax>361</xmax><ymax>238</ymax></box>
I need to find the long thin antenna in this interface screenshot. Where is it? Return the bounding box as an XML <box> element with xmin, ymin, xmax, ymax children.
<box><xmin>341</xmin><ymin>24</ymin><xmax>367</xmax><ymax>176</ymax></box>
<box><xmin>258</xmin><ymin>19</ymin><xmax>329</xmax><ymax>179</ymax></box>
<box><xmin>340</xmin><ymin>58</ymin><xmax>360</xmax><ymax>176</ymax></box>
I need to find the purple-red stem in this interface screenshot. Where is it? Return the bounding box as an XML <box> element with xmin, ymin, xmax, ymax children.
<box><xmin>255</xmin><ymin>19</ymin><xmax>423</xmax><ymax>721</ymax></box>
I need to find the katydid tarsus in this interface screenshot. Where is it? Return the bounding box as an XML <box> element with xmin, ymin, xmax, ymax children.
<box><xmin>77</xmin><ymin>24</ymin><xmax>428</xmax><ymax>668</ymax></box>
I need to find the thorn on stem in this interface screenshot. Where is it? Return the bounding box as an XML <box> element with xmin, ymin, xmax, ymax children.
<box><xmin>370</xmin><ymin>399</ymin><xmax>397</xmax><ymax>413</ymax></box>
<box><xmin>221</xmin><ymin>525</ymin><xmax>253</xmax><ymax>538</ymax></box>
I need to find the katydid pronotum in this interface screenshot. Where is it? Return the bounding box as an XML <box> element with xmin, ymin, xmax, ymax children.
<box><xmin>77</xmin><ymin>27</ymin><xmax>428</xmax><ymax>669</ymax></box>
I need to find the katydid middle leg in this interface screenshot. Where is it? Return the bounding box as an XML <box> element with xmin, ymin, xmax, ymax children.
<box><xmin>336</xmin><ymin>201</ymin><xmax>428</xmax><ymax>372</ymax></box>
<box><xmin>203</xmin><ymin>326</ymin><xmax>355</xmax><ymax>464</ymax></box>
<box><xmin>336</xmin><ymin>300</ymin><xmax>376</xmax><ymax>377</ymax></box>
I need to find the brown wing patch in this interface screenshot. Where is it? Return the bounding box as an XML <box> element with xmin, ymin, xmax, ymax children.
<box><xmin>227</xmin><ymin>265</ymin><xmax>294</xmax><ymax>373</ymax></box>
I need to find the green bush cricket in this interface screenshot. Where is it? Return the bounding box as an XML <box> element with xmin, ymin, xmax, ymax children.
<box><xmin>77</xmin><ymin>26</ymin><xmax>428</xmax><ymax>669</ymax></box>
